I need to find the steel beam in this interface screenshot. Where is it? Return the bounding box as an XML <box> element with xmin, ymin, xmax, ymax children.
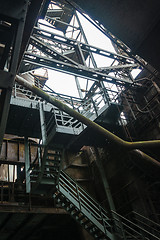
<box><xmin>75</xmin><ymin>12</ymin><xmax>111</xmax><ymax>104</ymax></box>
<box><xmin>33</xmin><ymin>26</ymin><xmax>133</xmax><ymax>62</ymax></box>
<box><xmin>97</xmin><ymin>63</ymin><xmax>139</xmax><ymax>73</ymax></box>
<box><xmin>75</xmin><ymin>76</ymin><xmax>83</xmax><ymax>99</ymax></box>
<box><xmin>23</xmin><ymin>53</ymin><xmax>132</xmax><ymax>85</ymax></box>
<box><xmin>46</xmin><ymin>16</ymin><xmax>79</xmax><ymax>29</ymax></box>
<box><xmin>30</xmin><ymin>36</ymin><xmax>79</xmax><ymax>66</ymax></box>
<box><xmin>15</xmin><ymin>75</ymin><xmax>160</xmax><ymax>153</ymax></box>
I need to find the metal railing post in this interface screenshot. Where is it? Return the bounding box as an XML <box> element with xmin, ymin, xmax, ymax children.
<box><xmin>25</xmin><ymin>137</ymin><xmax>31</xmax><ymax>193</ymax></box>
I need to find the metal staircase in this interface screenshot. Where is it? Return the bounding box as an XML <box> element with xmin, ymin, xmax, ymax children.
<box><xmin>30</xmin><ymin>145</ymin><xmax>63</xmax><ymax>194</ymax></box>
<box><xmin>54</xmin><ymin>170</ymin><xmax>114</xmax><ymax>240</ymax></box>
<box><xmin>53</xmin><ymin>171</ymin><xmax>160</xmax><ymax>240</ymax></box>
<box><xmin>20</xmin><ymin>88</ymin><xmax>160</xmax><ymax>239</ymax></box>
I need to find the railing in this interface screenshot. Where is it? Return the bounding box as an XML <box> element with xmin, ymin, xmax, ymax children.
<box><xmin>13</xmin><ymin>78</ymin><xmax>118</xmax><ymax>119</ymax></box>
<box><xmin>112</xmin><ymin>210</ymin><xmax>160</xmax><ymax>240</ymax></box>
<box><xmin>78</xmin><ymin>93</ymin><xmax>104</xmax><ymax>118</ymax></box>
<box><xmin>13</xmin><ymin>83</ymin><xmax>42</xmax><ymax>101</ymax></box>
<box><xmin>54</xmin><ymin>109</ymin><xmax>84</xmax><ymax>131</ymax></box>
<box><xmin>12</xmin><ymin>76</ymin><xmax>123</xmax><ymax>140</ymax></box>
<box><xmin>126</xmin><ymin>211</ymin><xmax>160</xmax><ymax>239</ymax></box>
<box><xmin>58</xmin><ymin>171</ymin><xmax>113</xmax><ymax>238</ymax></box>
<box><xmin>43</xmin><ymin>84</ymin><xmax>82</xmax><ymax>109</ymax></box>
<box><xmin>58</xmin><ymin>171</ymin><xmax>160</xmax><ymax>240</ymax></box>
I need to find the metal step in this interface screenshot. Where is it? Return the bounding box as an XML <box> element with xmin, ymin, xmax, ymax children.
<box><xmin>29</xmin><ymin>146</ymin><xmax>62</xmax><ymax>192</ymax></box>
<box><xmin>53</xmin><ymin>171</ymin><xmax>159</xmax><ymax>240</ymax></box>
<box><xmin>53</xmin><ymin>190</ymin><xmax>110</xmax><ymax>240</ymax></box>
<box><xmin>40</xmin><ymin>177</ymin><xmax>56</xmax><ymax>185</ymax></box>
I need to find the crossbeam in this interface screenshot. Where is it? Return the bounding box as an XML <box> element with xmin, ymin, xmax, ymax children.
<box><xmin>23</xmin><ymin>52</ymin><xmax>133</xmax><ymax>85</ymax></box>
<box><xmin>33</xmin><ymin>26</ymin><xmax>133</xmax><ymax>62</ymax></box>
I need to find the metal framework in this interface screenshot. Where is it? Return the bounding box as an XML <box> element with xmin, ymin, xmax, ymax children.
<box><xmin>0</xmin><ymin>1</ymin><xmax>160</xmax><ymax>240</ymax></box>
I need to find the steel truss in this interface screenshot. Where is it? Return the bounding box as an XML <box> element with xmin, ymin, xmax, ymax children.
<box><xmin>19</xmin><ymin>0</ymin><xmax>141</xmax><ymax>114</ymax></box>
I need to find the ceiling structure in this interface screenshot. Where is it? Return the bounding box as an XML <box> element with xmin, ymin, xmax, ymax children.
<box><xmin>71</xmin><ymin>0</ymin><xmax>160</xmax><ymax>73</ymax></box>
<box><xmin>0</xmin><ymin>1</ymin><xmax>160</xmax><ymax>240</ymax></box>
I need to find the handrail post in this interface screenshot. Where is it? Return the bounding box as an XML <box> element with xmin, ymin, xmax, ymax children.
<box><xmin>91</xmin><ymin>97</ymin><xmax>98</xmax><ymax>117</ymax></box>
<box><xmin>99</xmin><ymin>204</ymin><xmax>107</xmax><ymax>235</ymax></box>
<box><xmin>25</xmin><ymin>137</ymin><xmax>31</xmax><ymax>193</ymax></box>
<box><xmin>76</xmin><ymin>184</ymin><xmax>81</xmax><ymax>211</ymax></box>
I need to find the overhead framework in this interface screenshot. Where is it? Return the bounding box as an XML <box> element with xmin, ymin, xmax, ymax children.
<box><xmin>16</xmin><ymin>0</ymin><xmax>143</xmax><ymax>137</ymax></box>
<box><xmin>0</xmin><ymin>1</ymin><xmax>160</xmax><ymax>240</ymax></box>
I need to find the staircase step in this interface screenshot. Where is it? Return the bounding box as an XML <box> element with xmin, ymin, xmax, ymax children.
<box><xmin>47</xmin><ymin>152</ymin><xmax>61</xmax><ymax>157</ymax></box>
<box><xmin>40</xmin><ymin>178</ymin><xmax>56</xmax><ymax>185</ymax></box>
<box><xmin>30</xmin><ymin>175</ymin><xmax>38</xmax><ymax>179</ymax></box>
<box><xmin>70</xmin><ymin>209</ymin><xmax>80</xmax><ymax>217</ymax></box>
<box><xmin>45</xmin><ymin>165</ymin><xmax>60</xmax><ymax>170</ymax></box>
<box><xmin>46</xmin><ymin>159</ymin><xmax>61</xmax><ymax>163</ymax></box>
<box><xmin>53</xmin><ymin>191</ymin><xmax>61</xmax><ymax>200</ymax></box>
<box><xmin>78</xmin><ymin>214</ymin><xmax>85</xmax><ymax>221</ymax></box>
<box><xmin>80</xmin><ymin>218</ymin><xmax>90</xmax><ymax>226</ymax></box>
<box><xmin>45</xmin><ymin>161</ymin><xmax>60</xmax><ymax>165</ymax></box>
<box><xmin>90</xmin><ymin>227</ymin><xmax>100</xmax><ymax>235</ymax></box>
<box><xmin>31</xmin><ymin>169</ymin><xmax>40</xmax><ymax>173</ymax></box>
<box><xmin>43</xmin><ymin>169</ymin><xmax>59</xmax><ymax>174</ymax></box>
<box><xmin>66</xmin><ymin>204</ymin><xmax>74</xmax><ymax>212</ymax></box>
<box><xmin>84</xmin><ymin>223</ymin><xmax>94</xmax><ymax>231</ymax></box>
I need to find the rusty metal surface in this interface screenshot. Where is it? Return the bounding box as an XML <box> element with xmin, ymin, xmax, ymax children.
<box><xmin>15</xmin><ymin>75</ymin><xmax>160</xmax><ymax>150</ymax></box>
<box><xmin>0</xmin><ymin>137</ymin><xmax>38</xmax><ymax>182</ymax></box>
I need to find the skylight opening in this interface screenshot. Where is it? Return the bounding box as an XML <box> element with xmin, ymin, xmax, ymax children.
<box><xmin>25</xmin><ymin>1</ymin><xmax>142</xmax><ymax>124</ymax></box>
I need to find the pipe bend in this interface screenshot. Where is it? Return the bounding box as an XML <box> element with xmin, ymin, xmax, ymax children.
<box><xmin>15</xmin><ymin>75</ymin><xmax>160</xmax><ymax>151</ymax></box>
<box><xmin>125</xmin><ymin>140</ymin><xmax>160</xmax><ymax>150</ymax></box>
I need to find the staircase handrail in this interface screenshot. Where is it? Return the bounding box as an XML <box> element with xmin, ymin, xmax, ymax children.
<box><xmin>111</xmin><ymin>210</ymin><xmax>160</xmax><ymax>240</ymax></box>
<box><xmin>126</xmin><ymin>211</ymin><xmax>160</xmax><ymax>236</ymax></box>
<box><xmin>59</xmin><ymin>171</ymin><xmax>111</xmax><ymax>223</ymax></box>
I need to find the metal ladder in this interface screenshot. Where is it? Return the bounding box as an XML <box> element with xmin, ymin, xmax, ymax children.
<box><xmin>30</xmin><ymin>145</ymin><xmax>63</xmax><ymax>194</ymax></box>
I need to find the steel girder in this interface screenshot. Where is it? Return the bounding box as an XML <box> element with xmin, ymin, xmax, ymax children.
<box><xmin>23</xmin><ymin>52</ymin><xmax>133</xmax><ymax>85</ymax></box>
<box><xmin>33</xmin><ymin>26</ymin><xmax>133</xmax><ymax>63</ymax></box>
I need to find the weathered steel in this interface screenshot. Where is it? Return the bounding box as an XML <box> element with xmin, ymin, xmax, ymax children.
<box><xmin>23</xmin><ymin>52</ymin><xmax>132</xmax><ymax>85</ymax></box>
<box><xmin>15</xmin><ymin>75</ymin><xmax>160</xmax><ymax>151</ymax></box>
<box><xmin>33</xmin><ymin>26</ymin><xmax>132</xmax><ymax>62</ymax></box>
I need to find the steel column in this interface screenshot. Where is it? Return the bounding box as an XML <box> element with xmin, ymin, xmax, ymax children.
<box><xmin>75</xmin><ymin>12</ymin><xmax>110</xmax><ymax>104</ymax></box>
<box><xmin>75</xmin><ymin>76</ymin><xmax>83</xmax><ymax>99</ymax></box>
<box><xmin>94</xmin><ymin>147</ymin><xmax>116</xmax><ymax>212</ymax></box>
<box><xmin>25</xmin><ymin>137</ymin><xmax>31</xmax><ymax>193</ymax></box>
<box><xmin>39</xmin><ymin>102</ymin><xmax>47</xmax><ymax>145</ymax></box>
<box><xmin>94</xmin><ymin>147</ymin><xmax>126</xmax><ymax>239</ymax></box>
<box><xmin>0</xmin><ymin>1</ymin><xmax>29</xmax><ymax>152</ymax></box>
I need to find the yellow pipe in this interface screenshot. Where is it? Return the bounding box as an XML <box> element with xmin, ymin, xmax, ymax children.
<box><xmin>15</xmin><ymin>75</ymin><xmax>160</xmax><ymax>150</ymax></box>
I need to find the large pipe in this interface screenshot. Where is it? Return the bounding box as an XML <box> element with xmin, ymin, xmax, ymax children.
<box><xmin>15</xmin><ymin>75</ymin><xmax>160</xmax><ymax>169</ymax></box>
<box><xmin>131</xmin><ymin>149</ymin><xmax>160</xmax><ymax>168</ymax></box>
<box><xmin>15</xmin><ymin>75</ymin><xmax>160</xmax><ymax>150</ymax></box>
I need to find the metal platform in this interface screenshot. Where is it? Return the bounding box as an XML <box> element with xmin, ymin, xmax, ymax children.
<box><xmin>6</xmin><ymin>95</ymin><xmax>123</xmax><ymax>148</ymax></box>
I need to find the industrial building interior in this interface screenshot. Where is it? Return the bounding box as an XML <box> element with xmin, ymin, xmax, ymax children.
<box><xmin>0</xmin><ymin>0</ymin><xmax>160</xmax><ymax>239</ymax></box>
